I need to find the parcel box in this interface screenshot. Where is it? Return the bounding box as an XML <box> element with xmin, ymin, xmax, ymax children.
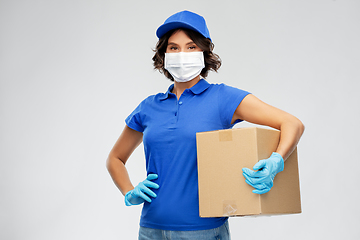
<box><xmin>196</xmin><ymin>127</ymin><xmax>301</xmax><ymax>217</ymax></box>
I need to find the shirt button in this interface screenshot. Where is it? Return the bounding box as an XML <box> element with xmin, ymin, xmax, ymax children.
<box><xmin>179</xmin><ymin>101</ymin><xmax>183</xmax><ymax>105</ymax></box>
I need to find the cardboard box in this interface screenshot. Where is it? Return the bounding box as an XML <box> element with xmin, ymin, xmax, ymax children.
<box><xmin>196</xmin><ymin>127</ymin><xmax>301</xmax><ymax>217</ymax></box>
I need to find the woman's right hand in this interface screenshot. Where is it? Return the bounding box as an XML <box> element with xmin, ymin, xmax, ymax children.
<box><xmin>124</xmin><ymin>174</ymin><xmax>159</xmax><ymax>206</ymax></box>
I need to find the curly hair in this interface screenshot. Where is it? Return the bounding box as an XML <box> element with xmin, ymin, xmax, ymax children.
<box><xmin>152</xmin><ymin>28</ymin><xmax>222</xmax><ymax>81</ymax></box>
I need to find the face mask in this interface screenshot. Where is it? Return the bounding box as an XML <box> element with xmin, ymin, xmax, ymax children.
<box><xmin>164</xmin><ymin>52</ymin><xmax>205</xmax><ymax>82</ymax></box>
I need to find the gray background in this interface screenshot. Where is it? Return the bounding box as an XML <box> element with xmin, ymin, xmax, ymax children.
<box><xmin>1</xmin><ymin>0</ymin><xmax>359</xmax><ymax>239</ymax></box>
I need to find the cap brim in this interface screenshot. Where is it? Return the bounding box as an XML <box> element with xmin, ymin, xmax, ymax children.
<box><xmin>156</xmin><ymin>22</ymin><xmax>205</xmax><ymax>39</ymax></box>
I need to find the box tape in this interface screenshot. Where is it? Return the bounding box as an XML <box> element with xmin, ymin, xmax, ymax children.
<box><xmin>219</xmin><ymin>130</ymin><xmax>232</xmax><ymax>142</ymax></box>
<box><xmin>223</xmin><ymin>200</ymin><xmax>237</xmax><ymax>216</ymax></box>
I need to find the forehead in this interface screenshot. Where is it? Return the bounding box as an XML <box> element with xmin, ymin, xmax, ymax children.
<box><xmin>168</xmin><ymin>29</ymin><xmax>193</xmax><ymax>44</ymax></box>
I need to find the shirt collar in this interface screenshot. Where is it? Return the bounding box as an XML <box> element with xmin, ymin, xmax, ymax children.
<box><xmin>159</xmin><ymin>79</ymin><xmax>210</xmax><ymax>100</ymax></box>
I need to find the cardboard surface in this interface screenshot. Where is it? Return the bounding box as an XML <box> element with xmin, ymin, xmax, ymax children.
<box><xmin>196</xmin><ymin>127</ymin><xmax>301</xmax><ymax>217</ymax></box>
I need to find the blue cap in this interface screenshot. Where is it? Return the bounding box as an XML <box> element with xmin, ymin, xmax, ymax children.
<box><xmin>156</xmin><ymin>10</ymin><xmax>211</xmax><ymax>42</ymax></box>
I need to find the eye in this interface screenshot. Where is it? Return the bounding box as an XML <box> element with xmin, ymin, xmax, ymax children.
<box><xmin>188</xmin><ymin>45</ymin><xmax>197</xmax><ymax>50</ymax></box>
<box><xmin>167</xmin><ymin>46</ymin><xmax>179</xmax><ymax>51</ymax></box>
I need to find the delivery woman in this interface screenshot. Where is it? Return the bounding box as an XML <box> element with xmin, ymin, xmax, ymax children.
<box><xmin>106</xmin><ymin>10</ymin><xmax>304</xmax><ymax>240</ymax></box>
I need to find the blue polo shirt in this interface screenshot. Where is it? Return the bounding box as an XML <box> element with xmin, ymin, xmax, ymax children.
<box><xmin>125</xmin><ymin>79</ymin><xmax>250</xmax><ymax>231</ymax></box>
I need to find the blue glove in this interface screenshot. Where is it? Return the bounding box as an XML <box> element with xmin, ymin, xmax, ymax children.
<box><xmin>242</xmin><ymin>152</ymin><xmax>284</xmax><ymax>194</ymax></box>
<box><xmin>124</xmin><ymin>174</ymin><xmax>159</xmax><ymax>206</ymax></box>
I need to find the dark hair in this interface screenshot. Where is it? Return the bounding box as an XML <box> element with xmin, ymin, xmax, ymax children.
<box><xmin>152</xmin><ymin>28</ymin><xmax>222</xmax><ymax>81</ymax></box>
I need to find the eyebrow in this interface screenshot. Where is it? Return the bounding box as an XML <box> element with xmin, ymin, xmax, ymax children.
<box><xmin>167</xmin><ymin>41</ymin><xmax>196</xmax><ymax>46</ymax></box>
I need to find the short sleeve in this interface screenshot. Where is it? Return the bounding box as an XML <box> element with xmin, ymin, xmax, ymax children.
<box><xmin>218</xmin><ymin>84</ymin><xmax>250</xmax><ymax>128</ymax></box>
<box><xmin>125</xmin><ymin>100</ymin><xmax>145</xmax><ymax>133</ymax></box>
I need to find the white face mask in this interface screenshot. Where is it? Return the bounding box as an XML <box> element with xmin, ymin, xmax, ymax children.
<box><xmin>164</xmin><ymin>52</ymin><xmax>205</xmax><ymax>82</ymax></box>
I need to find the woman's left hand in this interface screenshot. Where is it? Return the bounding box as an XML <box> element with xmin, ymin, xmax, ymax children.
<box><xmin>242</xmin><ymin>152</ymin><xmax>284</xmax><ymax>194</ymax></box>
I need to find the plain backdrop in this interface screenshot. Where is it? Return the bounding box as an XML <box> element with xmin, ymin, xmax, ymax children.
<box><xmin>1</xmin><ymin>0</ymin><xmax>359</xmax><ymax>239</ymax></box>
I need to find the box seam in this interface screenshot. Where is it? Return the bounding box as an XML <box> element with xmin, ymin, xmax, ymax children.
<box><xmin>255</xmin><ymin>128</ymin><xmax>263</xmax><ymax>214</ymax></box>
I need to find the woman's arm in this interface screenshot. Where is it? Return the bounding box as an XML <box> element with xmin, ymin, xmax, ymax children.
<box><xmin>232</xmin><ymin>94</ymin><xmax>304</xmax><ymax>160</ymax></box>
<box><xmin>106</xmin><ymin>126</ymin><xmax>143</xmax><ymax>196</ymax></box>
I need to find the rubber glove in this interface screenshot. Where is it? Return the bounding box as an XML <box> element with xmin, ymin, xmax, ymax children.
<box><xmin>124</xmin><ymin>174</ymin><xmax>159</xmax><ymax>206</ymax></box>
<box><xmin>242</xmin><ymin>152</ymin><xmax>284</xmax><ymax>194</ymax></box>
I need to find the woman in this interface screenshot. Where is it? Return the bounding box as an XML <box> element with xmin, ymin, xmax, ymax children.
<box><xmin>107</xmin><ymin>10</ymin><xmax>304</xmax><ymax>240</ymax></box>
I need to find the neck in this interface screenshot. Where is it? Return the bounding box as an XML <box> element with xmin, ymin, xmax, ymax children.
<box><xmin>172</xmin><ymin>76</ymin><xmax>201</xmax><ymax>100</ymax></box>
